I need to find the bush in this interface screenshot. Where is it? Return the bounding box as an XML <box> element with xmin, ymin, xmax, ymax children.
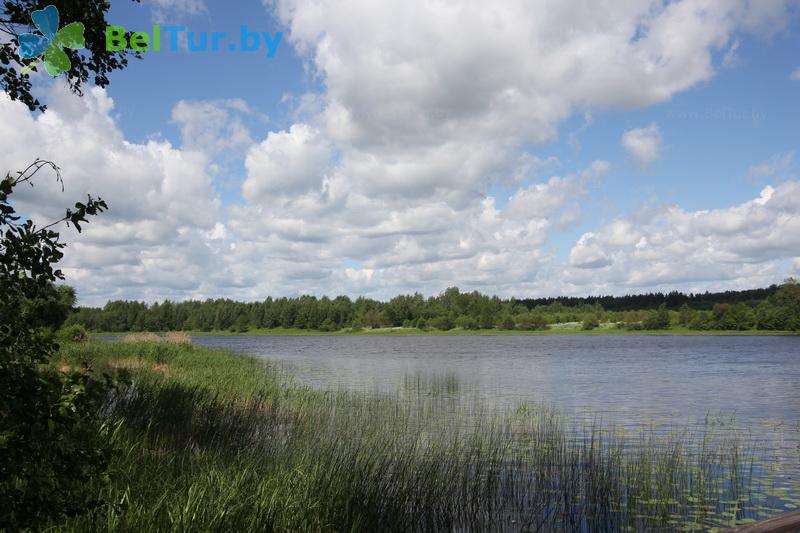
<box><xmin>582</xmin><ymin>316</ymin><xmax>600</xmax><ymax>330</ymax></box>
<box><xmin>642</xmin><ymin>304</ymin><xmax>671</xmax><ymax>330</ymax></box>
<box><xmin>1</xmin><ymin>161</ymin><xmax>110</xmax><ymax>530</ymax></box>
<box><xmin>430</xmin><ymin>316</ymin><xmax>455</xmax><ymax>331</ymax></box>
<box><xmin>56</xmin><ymin>324</ymin><xmax>89</xmax><ymax>343</ymax></box>
<box><xmin>515</xmin><ymin>312</ymin><xmax>548</xmax><ymax>330</ymax></box>
<box><xmin>455</xmin><ymin>315</ymin><xmax>478</xmax><ymax>330</ymax></box>
<box><xmin>498</xmin><ymin>314</ymin><xmax>516</xmax><ymax>330</ymax></box>
<box><xmin>689</xmin><ymin>312</ymin><xmax>713</xmax><ymax>330</ymax></box>
<box><xmin>711</xmin><ymin>303</ymin><xmax>754</xmax><ymax>330</ymax></box>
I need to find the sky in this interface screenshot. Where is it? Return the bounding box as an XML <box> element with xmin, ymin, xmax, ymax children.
<box><xmin>2</xmin><ymin>0</ymin><xmax>800</xmax><ymax>306</ymax></box>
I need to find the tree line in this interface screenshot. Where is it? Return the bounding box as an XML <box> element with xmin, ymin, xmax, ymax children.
<box><xmin>65</xmin><ymin>282</ymin><xmax>800</xmax><ymax>333</ymax></box>
<box><xmin>518</xmin><ymin>285</ymin><xmax>779</xmax><ymax>312</ymax></box>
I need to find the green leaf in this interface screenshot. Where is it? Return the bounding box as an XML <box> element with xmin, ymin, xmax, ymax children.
<box><xmin>43</xmin><ymin>44</ymin><xmax>70</xmax><ymax>77</ymax></box>
<box><xmin>53</xmin><ymin>22</ymin><xmax>85</xmax><ymax>50</ymax></box>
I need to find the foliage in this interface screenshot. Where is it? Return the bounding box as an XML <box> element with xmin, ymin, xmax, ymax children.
<box><xmin>767</xmin><ymin>278</ymin><xmax>800</xmax><ymax>331</ymax></box>
<box><xmin>642</xmin><ymin>304</ymin><xmax>671</xmax><ymax>330</ymax></box>
<box><xmin>518</xmin><ymin>286</ymin><xmax>780</xmax><ymax>312</ymax></box>
<box><xmin>1</xmin><ymin>0</ymin><xmax>140</xmax><ymax>111</ymax></box>
<box><xmin>65</xmin><ymin>283</ymin><xmax>800</xmax><ymax>334</ymax></box>
<box><xmin>711</xmin><ymin>303</ymin><xmax>754</xmax><ymax>331</ymax></box>
<box><xmin>21</xmin><ymin>283</ymin><xmax>76</xmax><ymax>330</ymax></box>
<box><xmin>0</xmin><ymin>160</ymin><xmax>109</xmax><ymax>529</ymax></box>
<box><xmin>56</xmin><ymin>323</ymin><xmax>89</xmax><ymax>342</ymax></box>
<box><xmin>582</xmin><ymin>315</ymin><xmax>600</xmax><ymax>330</ymax></box>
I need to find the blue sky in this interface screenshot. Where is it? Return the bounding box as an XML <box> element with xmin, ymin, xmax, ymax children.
<box><xmin>3</xmin><ymin>0</ymin><xmax>800</xmax><ymax>304</ymax></box>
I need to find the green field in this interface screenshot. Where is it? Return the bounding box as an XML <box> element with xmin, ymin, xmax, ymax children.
<box><xmin>44</xmin><ymin>339</ymin><xmax>797</xmax><ymax>531</ymax></box>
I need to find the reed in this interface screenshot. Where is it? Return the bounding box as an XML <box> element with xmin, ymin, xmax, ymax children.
<box><xmin>121</xmin><ymin>331</ymin><xmax>193</xmax><ymax>344</ymax></box>
<box><xmin>48</xmin><ymin>341</ymin><xmax>793</xmax><ymax>532</ymax></box>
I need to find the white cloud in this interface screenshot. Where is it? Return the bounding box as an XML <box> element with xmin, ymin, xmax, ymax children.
<box><xmin>171</xmin><ymin>99</ymin><xmax>261</xmax><ymax>158</ymax></box>
<box><xmin>791</xmin><ymin>68</ymin><xmax>800</xmax><ymax>81</ymax></box>
<box><xmin>150</xmin><ymin>0</ymin><xmax>207</xmax><ymax>21</ymax></box>
<box><xmin>220</xmin><ymin>159</ymin><xmax>609</xmax><ymax>298</ymax></box>
<box><xmin>565</xmin><ymin>182</ymin><xmax>800</xmax><ymax>291</ymax></box>
<box><xmin>224</xmin><ymin>0</ymin><xmax>796</xmax><ymax>297</ymax></box>
<box><xmin>270</xmin><ymin>0</ymin><xmax>792</xmax><ymax>153</ymax></box>
<box><xmin>0</xmin><ymin>85</ymin><xmax>221</xmax><ymax>305</ymax></box>
<box><xmin>4</xmin><ymin>0</ymin><xmax>799</xmax><ymax>303</ymax></box>
<box><xmin>721</xmin><ymin>39</ymin><xmax>741</xmax><ymax>68</ymax></box>
<box><xmin>621</xmin><ymin>123</ymin><xmax>662</xmax><ymax>171</ymax></box>
<box><xmin>749</xmin><ymin>151</ymin><xmax>795</xmax><ymax>177</ymax></box>
<box><xmin>243</xmin><ymin>124</ymin><xmax>335</xmax><ymax>198</ymax></box>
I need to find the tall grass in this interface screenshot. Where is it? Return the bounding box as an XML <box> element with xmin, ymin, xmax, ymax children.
<box><xmin>120</xmin><ymin>331</ymin><xmax>193</xmax><ymax>344</ymax></box>
<box><xmin>48</xmin><ymin>341</ymin><xmax>791</xmax><ymax>532</ymax></box>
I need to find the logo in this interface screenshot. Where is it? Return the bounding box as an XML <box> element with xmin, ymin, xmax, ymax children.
<box><xmin>18</xmin><ymin>5</ymin><xmax>85</xmax><ymax>77</ymax></box>
<box><xmin>105</xmin><ymin>25</ymin><xmax>282</xmax><ymax>58</ymax></box>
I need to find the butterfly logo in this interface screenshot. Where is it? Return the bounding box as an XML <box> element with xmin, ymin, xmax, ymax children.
<box><xmin>18</xmin><ymin>5</ymin><xmax>85</xmax><ymax>77</ymax></box>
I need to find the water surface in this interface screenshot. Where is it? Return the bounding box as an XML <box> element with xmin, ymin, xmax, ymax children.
<box><xmin>190</xmin><ymin>334</ymin><xmax>800</xmax><ymax>517</ymax></box>
<box><xmin>193</xmin><ymin>335</ymin><xmax>800</xmax><ymax>428</ymax></box>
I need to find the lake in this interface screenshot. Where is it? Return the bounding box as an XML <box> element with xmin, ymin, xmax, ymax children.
<box><xmin>187</xmin><ymin>334</ymin><xmax>800</xmax><ymax>518</ymax></box>
<box><xmin>192</xmin><ymin>335</ymin><xmax>800</xmax><ymax>428</ymax></box>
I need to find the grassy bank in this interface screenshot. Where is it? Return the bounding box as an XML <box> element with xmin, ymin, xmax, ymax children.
<box><xmin>91</xmin><ymin>326</ymin><xmax>800</xmax><ymax>337</ymax></box>
<box><xmin>48</xmin><ymin>340</ymin><xmax>796</xmax><ymax>532</ymax></box>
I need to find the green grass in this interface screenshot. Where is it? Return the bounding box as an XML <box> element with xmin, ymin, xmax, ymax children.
<box><xmin>92</xmin><ymin>326</ymin><xmax>799</xmax><ymax>338</ymax></box>
<box><xmin>46</xmin><ymin>340</ymin><xmax>797</xmax><ymax>532</ymax></box>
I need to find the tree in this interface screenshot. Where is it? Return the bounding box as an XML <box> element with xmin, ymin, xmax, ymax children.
<box><xmin>1</xmin><ymin>160</ymin><xmax>110</xmax><ymax>529</ymax></box>
<box><xmin>20</xmin><ymin>283</ymin><xmax>76</xmax><ymax>330</ymax></box>
<box><xmin>678</xmin><ymin>303</ymin><xmax>694</xmax><ymax>326</ymax></box>
<box><xmin>768</xmin><ymin>279</ymin><xmax>800</xmax><ymax>331</ymax></box>
<box><xmin>498</xmin><ymin>313</ymin><xmax>516</xmax><ymax>330</ymax></box>
<box><xmin>430</xmin><ymin>315</ymin><xmax>455</xmax><ymax>331</ymax></box>
<box><xmin>711</xmin><ymin>303</ymin><xmax>754</xmax><ymax>331</ymax></box>
<box><xmin>455</xmin><ymin>315</ymin><xmax>478</xmax><ymax>330</ymax></box>
<box><xmin>643</xmin><ymin>304</ymin><xmax>671</xmax><ymax>330</ymax></box>
<box><xmin>1</xmin><ymin>0</ymin><xmax>140</xmax><ymax>112</ymax></box>
<box><xmin>582</xmin><ymin>315</ymin><xmax>600</xmax><ymax>331</ymax></box>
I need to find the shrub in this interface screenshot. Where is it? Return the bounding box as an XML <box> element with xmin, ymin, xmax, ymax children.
<box><xmin>515</xmin><ymin>312</ymin><xmax>548</xmax><ymax>330</ymax></box>
<box><xmin>498</xmin><ymin>314</ymin><xmax>516</xmax><ymax>330</ymax></box>
<box><xmin>1</xmin><ymin>161</ymin><xmax>110</xmax><ymax>530</ymax></box>
<box><xmin>642</xmin><ymin>304</ymin><xmax>671</xmax><ymax>330</ymax></box>
<box><xmin>56</xmin><ymin>324</ymin><xmax>89</xmax><ymax>343</ymax></box>
<box><xmin>430</xmin><ymin>315</ymin><xmax>455</xmax><ymax>331</ymax></box>
<box><xmin>582</xmin><ymin>316</ymin><xmax>600</xmax><ymax>330</ymax></box>
<box><xmin>455</xmin><ymin>315</ymin><xmax>478</xmax><ymax>330</ymax></box>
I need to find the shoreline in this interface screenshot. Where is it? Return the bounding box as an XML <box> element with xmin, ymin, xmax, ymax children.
<box><xmin>91</xmin><ymin>326</ymin><xmax>800</xmax><ymax>338</ymax></box>
<box><xmin>51</xmin><ymin>339</ymin><xmax>800</xmax><ymax>531</ymax></box>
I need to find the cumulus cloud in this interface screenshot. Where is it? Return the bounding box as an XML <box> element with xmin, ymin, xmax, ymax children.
<box><xmin>219</xmin><ymin>159</ymin><xmax>610</xmax><ymax>298</ymax></box>
<box><xmin>243</xmin><ymin>124</ymin><xmax>335</xmax><ymax>198</ymax></box>
<box><xmin>565</xmin><ymin>182</ymin><xmax>800</xmax><ymax>291</ymax></box>
<box><xmin>621</xmin><ymin>124</ymin><xmax>662</xmax><ymax>171</ymax></box>
<box><xmin>223</xmin><ymin>0</ymin><xmax>796</xmax><ymax>297</ymax></box>
<box><xmin>3</xmin><ymin>0</ymin><xmax>799</xmax><ymax>303</ymax></box>
<box><xmin>0</xmin><ymin>85</ymin><xmax>221</xmax><ymax>304</ymax></box>
<box><xmin>171</xmin><ymin>99</ymin><xmax>261</xmax><ymax>158</ymax></box>
<box><xmin>270</xmin><ymin>0</ymin><xmax>791</xmax><ymax>150</ymax></box>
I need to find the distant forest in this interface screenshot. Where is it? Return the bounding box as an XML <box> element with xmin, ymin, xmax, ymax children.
<box><xmin>65</xmin><ymin>281</ymin><xmax>800</xmax><ymax>333</ymax></box>
<box><xmin>518</xmin><ymin>286</ymin><xmax>780</xmax><ymax>312</ymax></box>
